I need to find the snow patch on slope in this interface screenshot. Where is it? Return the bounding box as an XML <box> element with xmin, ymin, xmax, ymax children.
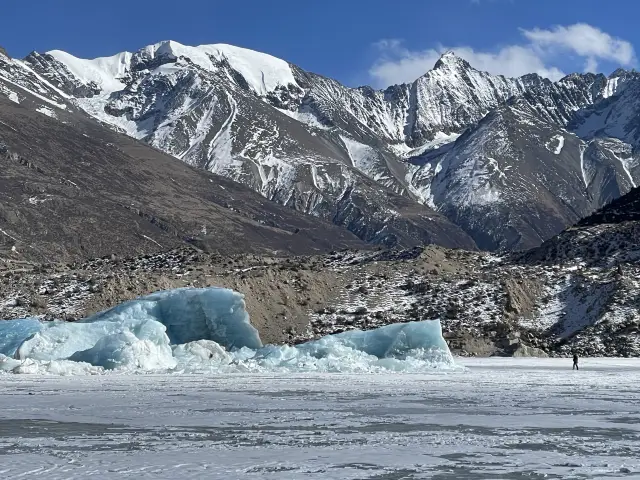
<box><xmin>603</xmin><ymin>77</ymin><xmax>620</xmax><ymax>99</ymax></box>
<box><xmin>47</xmin><ymin>50</ymin><xmax>132</xmax><ymax>93</ymax></box>
<box><xmin>36</xmin><ymin>106</ymin><xmax>57</xmax><ymax>118</ymax></box>
<box><xmin>0</xmin><ymin>84</ymin><xmax>19</xmax><ymax>103</ymax></box>
<box><xmin>579</xmin><ymin>143</ymin><xmax>589</xmax><ymax>189</ymax></box>
<box><xmin>391</xmin><ymin>132</ymin><xmax>461</xmax><ymax>158</ymax></box>
<box><xmin>277</xmin><ymin>108</ymin><xmax>329</xmax><ymax>130</ymax></box>
<box><xmin>139</xmin><ymin>41</ymin><xmax>297</xmax><ymax>96</ymax></box>
<box><xmin>546</xmin><ymin>135</ymin><xmax>565</xmax><ymax>155</ymax></box>
<box><xmin>340</xmin><ymin>136</ymin><xmax>383</xmax><ymax>182</ymax></box>
<box><xmin>0</xmin><ymin>73</ymin><xmax>67</xmax><ymax>109</ymax></box>
<box><xmin>206</xmin><ymin>94</ymin><xmax>242</xmax><ymax>175</ymax></box>
<box><xmin>605</xmin><ymin>138</ymin><xmax>638</xmax><ymax>189</ymax></box>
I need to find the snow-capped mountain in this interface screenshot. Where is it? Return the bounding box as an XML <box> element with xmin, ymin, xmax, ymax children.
<box><xmin>2</xmin><ymin>43</ymin><xmax>480</xmax><ymax>250</ymax></box>
<box><xmin>2</xmin><ymin>40</ymin><xmax>639</xmax><ymax>250</ymax></box>
<box><xmin>408</xmin><ymin>70</ymin><xmax>640</xmax><ymax>249</ymax></box>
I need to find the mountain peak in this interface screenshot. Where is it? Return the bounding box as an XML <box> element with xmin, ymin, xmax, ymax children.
<box><xmin>137</xmin><ymin>39</ymin><xmax>181</xmax><ymax>59</ymax></box>
<box><xmin>433</xmin><ymin>51</ymin><xmax>472</xmax><ymax>71</ymax></box>
<box><xmin>0</xmin><ymin>46</ymin><xmax>9</xmax><ymax>59</ymax></box>
<box><xmin>609</xmin><ymin>67</ymin><xmax>628</xmax><ymax>79</ymax></box>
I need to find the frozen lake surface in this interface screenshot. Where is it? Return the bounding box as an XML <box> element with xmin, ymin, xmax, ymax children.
<box><xmin>1</xmin><ymin>358</ymin><xmax>639</xmax><ymax>479</ymax></box>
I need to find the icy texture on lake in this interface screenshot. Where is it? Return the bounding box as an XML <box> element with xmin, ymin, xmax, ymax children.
<box><xmin>2</xmin><ymin>360</ymin><xmax>639</xmax><ymax>479</ymax></box>
<box><xmin>0</xmin><ymin>287</ymin><xmax>454</xmax><ymax>375</ymax></box>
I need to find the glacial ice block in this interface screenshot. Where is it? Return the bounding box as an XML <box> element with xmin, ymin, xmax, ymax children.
<box><xmin>0</xmin><ymin>317</ymin><xmax>43</xmax><ymax>357</ymax></box>
<box><xmin>0</xmin><ymin>287</ymin><xmax>456</xmax><ymax>374</ymax></box>
<box><xmin>301</xmin><ymin>320</ymin><xmax>451</xmax><ymax>358</ymax></box>
<box><xmin>83</xmin><ymin>287</ymin><xmax>261</xmax><ymax>349</ymax></box>
<box><xmin>69</xmin><ymin>330</ymin><xmax>177</xmax><ymax>371</ymax></box>
<box><xmin>250</xmin><ymin>319</ymin><xmax>455</xmax><ymax>373</ymax></box>
<box><xmin>5</xmin><ymin>288</ymin><xmax>261</xmax><ymax>370</ymax></box>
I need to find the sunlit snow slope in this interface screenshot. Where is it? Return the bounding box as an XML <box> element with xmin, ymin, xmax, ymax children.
<box><xmin>2</xmin><ymin>41</ymin><xmax>640</xmax><ymax>250</ymax></box>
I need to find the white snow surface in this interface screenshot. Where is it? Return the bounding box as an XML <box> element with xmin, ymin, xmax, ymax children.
<box><xmin>47</xmin><ymin>50</ymin><xmax>132</xmax><ymax>92</ymax></box>
<box><xmin>35</xmin><ymin>106</ymin><xmax>56</xmax><ymax>118</ymax></box>
<box><xmin>603</xmin><ymin>76</ymin><xmax>620</xmax><ymax>98</ymax></box>
<box><xmin>43</xmin><ymin>40</ymin><xmax>298</xmax><ymax>140</ymax></box>
<box><xmin>0</xmin><ymin>83</ymin><xmax>19</xmax><ymax>103</ymax></box>
<box><xmin>0</xmin><ymin>287</ymin><xmax>454</xmax><ymax>375</ymax></box>
<box><xmin>340</xmin><ymin>135</ymin><xmax>382</xmax><ymax>181</ymax></box>
<box><xmin>0</xmin><ymin>358</ymin><xmax>639</xmax><ymax>479</ymax></box>
<box><xmin>551</xmin><ymin>134</ymin><xmax>565</xmax><ymax>154</ymax></box>
<box><xmin>391</xmin><ymin>132</ymin><xmax>461</xmax><ymax>158</ymax></box>
<box><xmin>133</xmin><ymin>40</ymin><xmax>297</xmax><ymax>96</ymax></box>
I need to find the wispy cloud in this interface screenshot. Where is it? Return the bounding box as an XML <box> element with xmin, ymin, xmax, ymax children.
<box><xmin>522</xmin><ymin>24</ymin><xmax>636</xmax><ymax>73</ymax></box>
<box><xmin>369</xmin><ymin>23</ymin><xmax>636</xmax><ymax>87</ymax></box>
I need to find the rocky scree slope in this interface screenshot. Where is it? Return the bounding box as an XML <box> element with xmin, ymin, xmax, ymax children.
<box><xmin>3</xmin><ymin>42</ymin><xmax>640</xmax><ymax>251</ymax></box>
<box><xmin>0</xmin><ymin>44</ymin><xmax>475</xmax><ymax>251</ymax></box>
<box><xmin>0</xmin><ymin>93</ymin><xmax>369</xmax><ymax>263</ymax></box>
<box><xmin>408</xmin><ymin>69</ymin><xmax>640</xmax><ymax>250</ymax></box>
<box><xmin>2</xmin><ymin>184</ymin><xmax>639</xmax><ymax>355</ymax></box>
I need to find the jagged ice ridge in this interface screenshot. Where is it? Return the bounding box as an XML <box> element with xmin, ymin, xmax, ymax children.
<box><xmin>0</xmin><ymin>287</ymin><xmax>455</xmax><ymax>374</ymax></box>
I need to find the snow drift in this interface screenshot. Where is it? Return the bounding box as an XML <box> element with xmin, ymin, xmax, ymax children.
<box><xmin>0</xmin><ymin>287</ymin><xmax>455</xmax><ymax>375</ymax></box>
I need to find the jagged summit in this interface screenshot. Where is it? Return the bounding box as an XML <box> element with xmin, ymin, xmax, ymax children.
<box><xmin>609</xmin><ymin>67</ymin><xmax>629</xmax><ymax>79</ymax></box>
<box><xmin>46</xmin><ymin>40</ymin><xmax>298</xmax><ymax>97</ymax></box>
<box><xmin>432</xmin><ymin>51</ymin><xmax>472</xmax><ymax>71</ymax></box>
<box><xmin>0</xmin><ymin>46</ymin><xmax>9</xmax><ymax>59</ymax></box>
<box><xmin>1</xmin><ymin>39</ymin><xmax>639</xmax><ymax>253</ymax></box>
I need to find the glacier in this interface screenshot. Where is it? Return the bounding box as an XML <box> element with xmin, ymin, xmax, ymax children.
<box><xmin>0</xmin><ymin>287</ymin><xmax>455</xmax><ymax>375</ymax></box>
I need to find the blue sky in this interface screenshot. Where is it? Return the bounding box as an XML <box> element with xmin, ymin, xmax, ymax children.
<box><xmin>3</xmin><ymin>0</ymin><xmax>639</xmax><ymax>87</ymax></box>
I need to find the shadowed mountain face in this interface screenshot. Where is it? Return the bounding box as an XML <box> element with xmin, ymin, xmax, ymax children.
<box><xmin>518</xmin><ymin>184</ymin><xmax>640</xmax><ymax>268</ymax></box>
<box><xmin>577</xmin><ymin>186</ymin><xmax>640</xmax><ymax>226</ymax></box>
<box><xmin>0</xmin><ymin>46</ymin><xmax>477</xmax><ymax>255</ymax></box>
<box><xmin>0</xmin><ymin>95</ymin><xmax>377</xmax><ymax>262</ymax></box>
<box><xmin>2</xmin><ymin>42</ymin><xmax>640</xmax><ymax>251</ymax></box>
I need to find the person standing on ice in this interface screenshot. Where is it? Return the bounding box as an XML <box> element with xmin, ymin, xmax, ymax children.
<box><xmin>572</xmin><ymin>353</ymin><xmax>579</xmax><ymax>370</ymax></box>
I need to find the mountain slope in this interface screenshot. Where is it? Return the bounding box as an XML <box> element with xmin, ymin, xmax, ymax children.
<box><xmin>406</xmin><ymin>70</ymin><xmax>640</xmax><ymax>249</ymax></box>
<box><xmin>0</xmin><ymin>92</ymin><xmax>375</xmax><ymax>263</ymax></box>
<box><xmin>4</xmin><ymin>43</ymin><xmax>476</xmax><ymax>250</ymax></box>
<box><xmin>3</xmin><ymin>187</ymin><xmax>640</xmax><ymax>355</ymax></box>
<box><xmin>4</xmin><ymin>41</ymin><xmax>640</xmax><ymax>251</ymax></box>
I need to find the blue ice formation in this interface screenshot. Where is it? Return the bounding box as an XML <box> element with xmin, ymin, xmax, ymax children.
<box><xmin>80</xmin><ymin>288</ymin><xmax>261</xmax><ymax>348</ymax></box>
<box><xmin>0</xmin><ymin>317</ymin><xmax>42</xmax><ymax>357</ymax></box>
<box><xmin>0</xmin><ymin>287</ymin><xmax>455</xmax><ymax>374</ymax></box>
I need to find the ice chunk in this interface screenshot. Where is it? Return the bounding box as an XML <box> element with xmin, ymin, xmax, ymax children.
<box><xmin>12</xmin><ymin>287</ymin><xmax>260</xmax><ymax>367</ymax></box>
<box><xmin>10</xmin><ymin>358</ymin><xmax>103</xmax><ymax>375</ymax></box>
<box><xmin>69</xmin><ymin>330</ymin><xmax>176</xmax><ymax>371</ymax></box>
<box><xmin>0</xmin><ymin>287</ymin><xmax>456</xmax><ymax>375</ymax></box>
<box><xmin>249</xmin><ymin>320</ymin><xmax>455</xmax><ymax>373</ymax></box>
<box><xmin>172</xmin><ymin>340</ymin><xmax>233</xmax><ymax>364</ymax></box>
<box><xmin>0</xmin><ymin>317</ymin><xmax>43</xmax><ymax>357</ymax></box>
<box><xmin>84</xmin><ymin>287</ymin><xmax>261</xmax><ymax>349</ymax></box>
<box><xmin>302</xmin><ymin>320</ymin><xmax>450</xmax><ymax>358</ymax></box>
<box><xmin>15</xmin><ymin>319</ymin><xmax>160</xmax><ymax>362</ymax></box>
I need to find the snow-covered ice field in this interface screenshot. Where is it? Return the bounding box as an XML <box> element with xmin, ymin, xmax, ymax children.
<box><xmin>1</xmin><ymin>358</ymin><xmax>639</xmax><ymax>479</ymax></box>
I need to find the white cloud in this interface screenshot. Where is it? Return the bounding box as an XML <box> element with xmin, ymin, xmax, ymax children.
<box><xmin>522</xmin><ymin>23</ymin><xmax>636</xmax><ymax>73</ymax></box>
<box><xmin>369</xmin><ymin>23</ymin><xmax>636</xmax><ymax>88</ymax></box>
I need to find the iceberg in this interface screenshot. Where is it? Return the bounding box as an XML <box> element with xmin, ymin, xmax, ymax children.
<box><xmin>249</xmin><ymin>321</ymin><xmax>454</xmax><ymax>373</ymax></box>
<box><xmin>0</xmin><ymin>287</ymin><xmax>456</xmax><ymax>375</ymax></box>
<box><xmin>0</xmin><ymin>317</ymin><xmax>42</xmax><ymax>357</ymax></box>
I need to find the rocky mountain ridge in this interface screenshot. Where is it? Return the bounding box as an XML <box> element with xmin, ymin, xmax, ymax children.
<box><xmin>2</xmin><ymin>186</ymin><xmax>639</xmax><ymax>356</ymax></box>
<box><xmin>0</xmin><ymin>90</ymin><xmax>372</xmax><ymax>264</ymax></box>
<box><xmin>0</xmin><ymin>44</ymin><xmax>476</xmax><ymax>252</ymax></box>
<box><xmin>2</xmin><ymin>41</ymin><xmax>640</xmax><ymax>251</ymax></box>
